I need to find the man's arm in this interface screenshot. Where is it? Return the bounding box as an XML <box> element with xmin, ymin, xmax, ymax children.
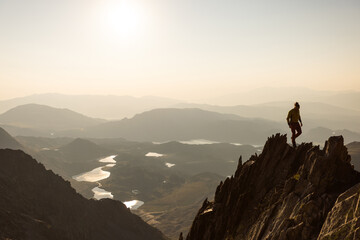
<box><xmin>286</xmin><ymin>110</ymin><xmax>291</xmax><ymax>126</ymax></box>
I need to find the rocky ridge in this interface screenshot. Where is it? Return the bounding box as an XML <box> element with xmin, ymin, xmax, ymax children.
<box><xmin>184</xmin><ymin>134</ymin><xmax>360</xmax><ymax>240</ymax></box>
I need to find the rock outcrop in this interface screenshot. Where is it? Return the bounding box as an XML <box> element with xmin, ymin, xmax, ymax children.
<box><xmin>184</xmin><ymin>134</ymin><xmax>360</xmax><ymax>240</ymax></box>
<box><xmin>0</xmin><ymin>149</ymin><xmax>166</xmax><ymax>240</ymax></box>
<box><xmin>317</xmin><ymin>183</ymin><xmax>360</xmax><ymax>239</ymax></box>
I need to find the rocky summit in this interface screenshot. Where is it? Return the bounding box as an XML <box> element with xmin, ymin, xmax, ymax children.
<box><xmin>183</xmin><ymin>134</ymin><xmax>360</xmax><ymax>240</ymax></box>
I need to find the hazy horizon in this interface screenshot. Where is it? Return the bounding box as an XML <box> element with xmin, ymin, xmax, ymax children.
<box><xmin>1</xmin><ymin>0</ymin><xmax>360</xmax><ymax>101</ymax></box>
<box><xmin>0</xmin><ymin>86</ymin><xmax>359</xmax><ymax>106</ymax></box>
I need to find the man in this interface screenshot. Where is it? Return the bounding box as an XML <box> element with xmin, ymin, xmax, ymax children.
<box><xmin>286</xmin><ymin>102</ymin><xmax>303</xmax><ymax>147</ymax></box>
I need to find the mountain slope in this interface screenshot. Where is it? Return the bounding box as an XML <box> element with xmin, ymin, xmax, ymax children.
<box><xmin>59</xmin><ymin>138</ymin><xmax>113</xmax><ymax>162</ymax></box>
<box><xmin>183</xmin><ymin>134</ymin><xmax>360</xmax><ymax>240</ymax></box>
<box><xmin>0</xmin><ymin>149</ymin><xmax>166</xmax><ymax>240</ymax></box>
<box><xmin>0</xmin><ymin>104</ymin><xmax>104</xmax><ymax>131</ymax></box>
<box><xmin>0</xmin><ymin>127</ymin><xmax>23</xmax><ymax>150</ymax></box>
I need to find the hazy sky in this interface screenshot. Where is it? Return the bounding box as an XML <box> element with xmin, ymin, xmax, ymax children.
<box><xmin>0</xmin><ymin>0</ymin><xmax>359</xmax><ymax>100</ymax></box>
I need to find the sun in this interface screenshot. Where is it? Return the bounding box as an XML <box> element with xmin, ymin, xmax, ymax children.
<box><xmin>102</xmin><ymin>1</ymin><xmax>144</xmax><ymax>38</ymax></box>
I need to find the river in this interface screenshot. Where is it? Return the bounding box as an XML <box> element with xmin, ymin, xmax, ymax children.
<box><xmin>72</xmin><ymin>155</ymin><xmax>144</xmax><ymax>209</ymax></box>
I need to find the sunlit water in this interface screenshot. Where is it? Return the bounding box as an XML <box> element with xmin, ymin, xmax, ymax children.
<box><xmin>73</xmin><ymin>167</ymin><xmax>111</xmax><ymax>182</ymax></box>
<box><xmin>92</xmin><ymin>186</ymin><xmax>114</xmax><ymax>200</ymax></box>
<box><xmin>179</xmin><ymin>139</ymin><xmax>219</xmax><ymax>145</ymax></box>
<box><xmin>123</xmin><ymin>200</ymin><xmax>144</xmax><ymax>210</ymax></box>
<box><xmin>72</xmin><ymin>155</ymin><xmax>117</xmax><ymax>198</ymax></box>
<box><xmin>153</xmin><ymin>139</ymin><xmax>263</xmax><ymax>148</ymax></box>
<box><xmin>72</xmin><ymin>155</ymin><xmax>145</xmax><ymax>209</ymax></box>
<box><xmin>145</xmin><ymin>152</ymin><xmax>164</xmax><ymax>157</ymax></box>
<box><xmin>165</xmin><ymin>162</ymin><xmax>175</xmax><ymax>168</ymax></box>
<box><xmin>99</xmin><ymin>155</ymin><xmax>117</xmax><ymax>163</ymax></box>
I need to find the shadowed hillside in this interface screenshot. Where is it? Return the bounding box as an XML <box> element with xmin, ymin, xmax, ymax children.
<box><xmin>0</xmin><ymin>127</ymin><xmax>23</xmax><ymax>150</ymax></box>
<box><xmin>0</xmin><ymin>149</ymin><xmax>166</xmax><ymax>240</ymax></box>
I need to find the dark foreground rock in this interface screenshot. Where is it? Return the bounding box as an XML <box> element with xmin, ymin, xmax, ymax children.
<box><xmin>0</xmin><ymin>149</ymin><xmax>166</xmax><ymax>240</ymax></box>
<box><xmin>317</xmin><ymin>182</ymin><xmax>360</xmax><ymax>239</ymax></box>
<box><xmin>184</xmin><ymin>134</ymin><xmax>360</xmax><ymax>240</ymax></box>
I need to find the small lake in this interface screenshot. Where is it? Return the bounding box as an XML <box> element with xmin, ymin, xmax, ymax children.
<box><xmin>179</xmin><ymin>139</ymin><xmax>220</xmax><ymax>145</ymax></box>
<box><xmin>123</xmin><ymin>200</ymin><xmax>144</xmax><ymax>210</ymax></box>
<box><xmin>73</xmin><ymin>167</ymin><xmax>111</xmax><ymax>182</ymax></box>
<box><xmin>92</xmin><ymin>186</ymin><xmax>114</xmax><ymax>199</ymax></box>
<box><xmin>165</xmin><ymin>162</ymin><xmax>175</xmax><ymax>168</ymax></box>
<box><xmin>145</xmin><ymin>152</ymin><xmax>164</xmax><ymax>157</ymax></box>
<box><xmin>153</xmin><ymin>139</ymin><xmax>263</xmax><ymax>148</ymax></box>
<box><xmin>72</xmin><ymin>155</ymin><xmax>145</xmax><ymax>209</ymax></box>
<box><xmin>72</xmin><ymin>155</ymin><xmax>117</xmax><ymax>199</ymax></box>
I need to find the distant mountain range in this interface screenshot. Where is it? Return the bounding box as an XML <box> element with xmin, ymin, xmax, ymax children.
<box><xmin>0</xmin><ymin>93</ymin><xmax>181</xmax><ymax>119</ymax></box>
<box><xmin>1</xmin><ymin>103</ymin><xmax>359</xmax><ymax>144</ymax></box>
<box><xmin>175</xmin><ymin>101</ymin><xmax>360</xmax><ymax>132</ymax></box>
<box><xmin>302</xmin><ymin>127</ymin><xmax>360</xmax><ymax>144</ymax></box>
<box><xmin>1</xmin><ymin>90</ymin><xmax>359</xmax><ymax>120</ymax></box>
<box><xmin>81</xmin><ymin>108</ymin><xmax>284</xmax><ymax>144</ymax></box>
<box><xmin>204</xmin><ymin>87</ymin><xmax>360</xmax><ymax>110</ymax></box>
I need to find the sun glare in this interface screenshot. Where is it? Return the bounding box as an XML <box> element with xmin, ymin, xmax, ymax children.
<box><xmin>102</xmin><ymin>1</ymin><xmax>144</xmax><ymax>38</ymax></box>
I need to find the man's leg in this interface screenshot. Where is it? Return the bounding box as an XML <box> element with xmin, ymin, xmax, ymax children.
<box><xmin>294</xmin><ymin>124</ymin><xmax>302</xmax><ymax>138</ymax></box>
<box><xmin>290</xmin><ymin>124</ymin><xmax>296</xmax><ymax>147</ymax></box>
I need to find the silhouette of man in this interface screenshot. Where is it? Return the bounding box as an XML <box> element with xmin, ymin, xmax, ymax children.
<box><xmin>287</xmin><ymin>102</ymin><xmax>303</xmax><ymax>147</ymax></box>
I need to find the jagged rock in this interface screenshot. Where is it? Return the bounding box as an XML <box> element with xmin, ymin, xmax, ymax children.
<box><xmin>184</xmin><ymin>134</ymin><xmax>360</xmax><ymax>240</ymax></box>
<box><xmin>317</xmin><ymin>183</ymin><xmax>360</xmax><ymax>239</ymax></box>
<box><xmin>0</xmin><ymin>149</ymin><xmax>166</xmax><ymax>240</ymax></box>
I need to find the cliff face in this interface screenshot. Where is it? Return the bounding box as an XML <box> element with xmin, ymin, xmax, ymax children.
<box><xmin>184</xmin><ymin>134</ymin><xmax>360</xmax><ymax>240</ymax></box>
<box><xmin>0</xmin><ymin>149</ymin><xmax>166</xmax><ymax>240</ymax></box>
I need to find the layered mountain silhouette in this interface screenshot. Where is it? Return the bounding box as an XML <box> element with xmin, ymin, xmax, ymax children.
<box><xmin>0</xmin><ymin>104</ymin><xmax>104</xmax><ymax>132</ymax></box>
<box><xmin>175</xmin><ymin>101</ymin><xmax>360</xmax><ymax>132</ymax></box>
<box><xmin>183</xmin><ymin>134</ymin><xmax>360</xmax><ymax>240</ymax></box>
<box><xmin>0</xmin><ymin>93</ymin><xmax>181</xmax><ymax>119</ymax></box>
<box><xmin>0</xmin><ymin>149</ymin><xmax>166</xmax><ymax>240</ymax></box>
<box><xmin>83</xmin><ymin>108</ymin><xmax>283</xmax><ymax>144</ymax></box>
<box><xmin>303</xmin><ymin>127</ymin><xmax>360</xmax><ymax>145</ymax></box>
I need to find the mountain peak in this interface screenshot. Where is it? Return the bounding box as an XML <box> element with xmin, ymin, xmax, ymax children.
<box><xmin>184</xmin><ymin>134</ymin><xmax>360</xmax><ymax>240</ymax></box>
<box><xmin>59</xmin><ymin>138</ymin><xmax>113</xmax><ymax>162</ymax></box>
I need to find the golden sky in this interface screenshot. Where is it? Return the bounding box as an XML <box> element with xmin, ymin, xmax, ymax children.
<box><xmin>0</xmin><ymin>0</ymin><xmax>359</xmax><ymax>100</ymax></box>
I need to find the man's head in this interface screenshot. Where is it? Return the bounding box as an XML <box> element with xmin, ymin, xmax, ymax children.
<box><xmin>294</xmin><ymin>102</ymin><xmax>300</xmax><ymax>108</ymax></box>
